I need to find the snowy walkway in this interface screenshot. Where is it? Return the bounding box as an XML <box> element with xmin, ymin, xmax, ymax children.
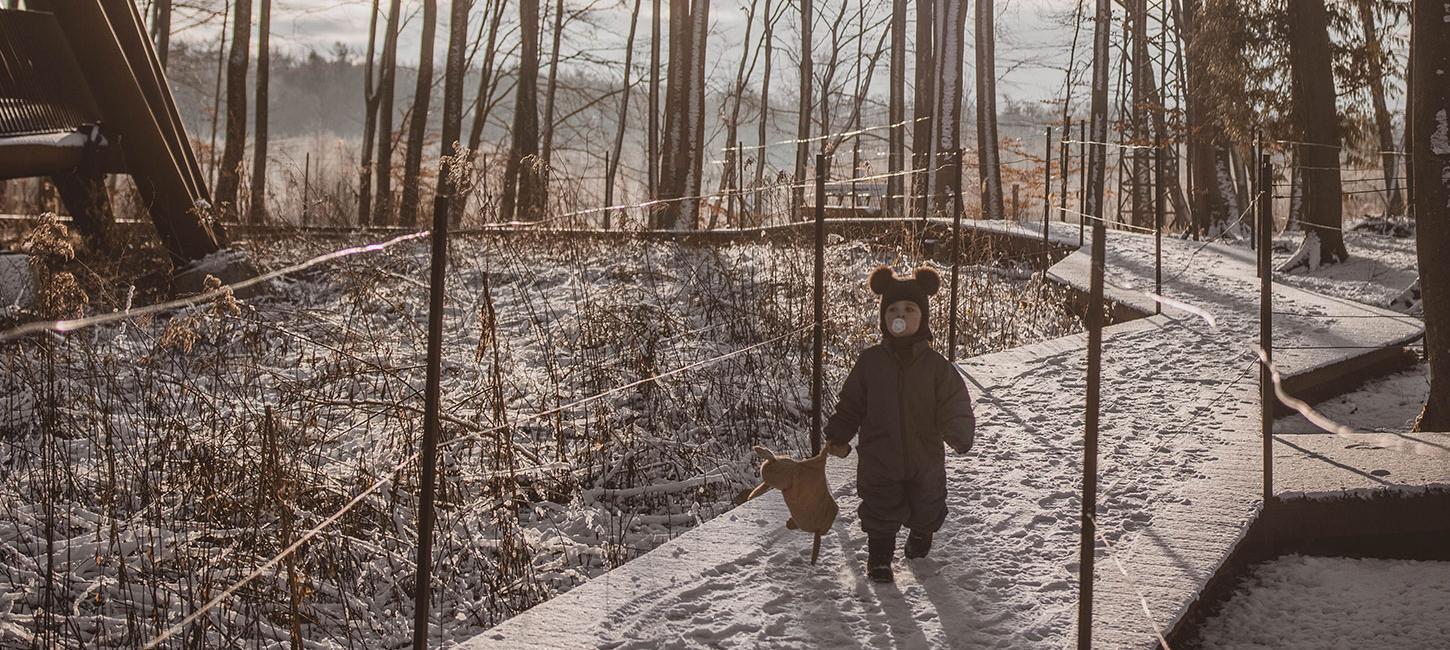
<box><xmin>464</xmin><ymin>221</ymin><xmax>1424</xmax><ymax>649</ymax></box>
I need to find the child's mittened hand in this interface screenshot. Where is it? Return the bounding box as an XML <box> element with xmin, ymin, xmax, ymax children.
<box><xmin>825</xmin><ymin>442</ymin><xmax>851</xmax><ymax>458</ymax></box>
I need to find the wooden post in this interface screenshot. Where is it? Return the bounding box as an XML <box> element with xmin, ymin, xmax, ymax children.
<box><xmin>1154</xmin><ymin>131</ymin><xmax>1163</xmax><ymax>314</ymax></box>
<box><xmin>1043</xmin><ymin>126</ymin><xmax>1053</xmax><ymax>243</ymax></box>
<box><xmin>1078</xmin><ymin>121</ymin><xmax>1087</xmax><ymax>247</ymax></box>
<box><xmin>1060</xmin><ymin>116</ymin><xmax>1072</xmax><ymax>224</ymax></box>
<box><xmin>1259</xmin><ymin>152</ymin><xmax>1273</xmax><ymax>504</ymax></box>
<box><xmin>411</xmin><ymin>162</ymin><xmax>453</xmax><ymax>650</ymax></box>
<box><xmin>811</xmin><ymin>152</ymin><xmax>826</xmax><ymax>566</ymax></box>
<box><xmin>812</xmin><ymin>153</ymin><xmax>826</xmax><ymax>455</ymax></box>
<box><xmin>1012</xmin><ymin>184</ymin><xmax>1021</xmax><ymax>221</ymax></box>
<box><xmin>949</xmin><ymin>148</ymin><xmax>964</xmax><ymax>363</ymax></box>
<box><xmin>604</xmin><ymin>150</ymin><xmax>613</xmax><ymax>230</ymax></box>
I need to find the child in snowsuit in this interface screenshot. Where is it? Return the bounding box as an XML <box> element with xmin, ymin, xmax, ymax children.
<box><xmin>823</xmin><ymin>265</ymin><xmax>975</xmax><ymax>583</ymax></box>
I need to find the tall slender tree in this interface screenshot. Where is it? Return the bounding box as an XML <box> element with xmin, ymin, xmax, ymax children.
<box><xmin>247</xmin><ymin>0</ymin><xmax>271</xmax><ymax>224</ymax></box>
<box><xmin>358</xmin><ymin>0</ymin><xmax>383</xmax><ymax>227</ymax></box>
<box><xmin>656</xmin><ymin>0</ymin><xmax>696</xmax><ymax>228</ymax></box>
<box><xmin>1281</xmin><ymin>0</ymin><xmax>1349</xmax><ymax>270</ymax></box>
<box><xmin>400</xmin><ymin>0</ymin><xmax>440</xmax><ymax>226</ymax></box>
<box><xmin>910</xmin><ymin>0</ymin><xmax>935</xmax><ymax>218</ymax></box>
<box><xmin>607</xmin><ymin>0</ymin><xmax>645</xmax><ymax>229</ymax></box>
<box><xmin>793</xmin><ymin>0</ymin><xmax>813</xmax><ymax>217</ymax></box>
<box><xmin>501</xmin><ymin>0</ymin><xmax>544</xmax><ymax>222</ymax></box>
<box><xmin>466</xmin><ymin>0</ymin><xmax>508</xmax><ymax>156</ymax></box>
<box><xmin>1411</xmin><ymin>0</ymin><xmax>1449</xmax><ymax>430</ymax></box>
<box><xmin>755</xmin><ymin>0</ymin><xmax>776</xmax><ymax>221</ymax></box>
<box><xmin>648</xmin><ymin>0</ymin><xmax>662</xmax><ymax>199</ymax></box>
<box><xmin>540</xmin><ymin>0</ymin><xmax>567</xmax><ymax>171</ymax></box>
<box><xmin>215</xmin><ymin>0</ymin><xmax>253</xmax><ymax>219</ymax></box>
<box><xmin>1356</xmin><ymin>0</ymin><xmax>1404</xmax><ymax>216</ymax></box>
<box><xmin>975</xmin><ymin>0</ymin><xmax>1004</xmax><ymax>220</ymax></box>
<box><xmin>931</xmin><ymin>0</ymin><xmax>967</xmax><ymax>214</ymax></box>
<box><xmin>688</xmin><ymin>0</ymin><xmax>711</xmax><ymax>228</ymax></box>
<box><xmin>887</xmin><ymin>0</ymin><xmax>905</xmax><ymax>216</ymax></box>
<box><xmin>374</xmin><ymin>0</ymin><xmax>403</xmax><ymax>225</ymax></box>
<box><xmin>440</xmin><ymin>0</ymin><xmax>472</xmax><ymax>212</ymax></box>
<box><xmin>152</xmin><ymin>0</ymin><xmax>173</xmax><ymax>69</ymax></box>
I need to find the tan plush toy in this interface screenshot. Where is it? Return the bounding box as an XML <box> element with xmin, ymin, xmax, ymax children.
<box><xmin>746</xmin><ymin>445</ymin><xmax>838</xmax><ymax>562</ymax></box>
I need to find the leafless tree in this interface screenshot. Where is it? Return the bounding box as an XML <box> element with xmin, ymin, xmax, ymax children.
<box><xmin>247</xmin><ymin>0</ymin><xmax>271</xmax><ymax>224</ymax></box>
<box><xmin>215</xmin><ymin>0</ymin><xmax>252</xmax><ymax>218</ymax></box>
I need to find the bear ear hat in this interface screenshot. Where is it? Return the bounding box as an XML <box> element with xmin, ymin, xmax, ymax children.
<box><xmin>914</xmin><ymin>267</ymin><xmax>941</xmax><ymax>295</ymax></box>
<box><xmin>869</xmin><ymin>266</ymin><xmax>896</xmax><ymax>295</ymax></box>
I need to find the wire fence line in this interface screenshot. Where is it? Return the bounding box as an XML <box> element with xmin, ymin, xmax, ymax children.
<box><xmin>141</xmin><ymin>320</ymin><xmax>815</xmax><ymax>648</ymax></box>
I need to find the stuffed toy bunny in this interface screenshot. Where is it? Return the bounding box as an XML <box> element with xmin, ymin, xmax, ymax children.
<box><xmin>746</xmin><ymin>445</ymin><xmax>838</xmax><ymax>536</ymax></box>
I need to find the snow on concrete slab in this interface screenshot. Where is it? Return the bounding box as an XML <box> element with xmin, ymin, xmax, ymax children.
<box><xmin>1273</xmin><ymin>432</ymin><xmax>1450</xmax><ymax>499</ymax></box>
<box><xmin>1194</xmin><ymin>555</ymin><xmax>1450</xmax><ymax>650</ymax></box>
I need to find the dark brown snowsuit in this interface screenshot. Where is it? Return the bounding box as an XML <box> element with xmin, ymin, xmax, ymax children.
<box><xmin>824</xmin><ymin>339</ymin><xmax>975</xmax><ymax>537</ymax></box>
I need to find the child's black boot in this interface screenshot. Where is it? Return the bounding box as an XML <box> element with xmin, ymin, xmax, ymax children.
<box><xmin>867</xmin><ymin>536</ymin><xmax>895</xmax><ymax>583</ymax></box>
<box><xmin>904</xmin><ymin>530</ymin><xmax>933</xmax><ymax>559</ymax></box>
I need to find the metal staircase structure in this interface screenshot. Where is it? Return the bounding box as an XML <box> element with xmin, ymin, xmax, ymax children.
<box><xmin>0</xmin><ymin>1</ymin><xmax>224</xmax><ymax>263</ymax></box>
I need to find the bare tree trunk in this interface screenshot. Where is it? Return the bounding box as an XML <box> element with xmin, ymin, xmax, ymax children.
<box><xmin>1409</xmin><ymin>0</ymin><xmax>1449</xmax><ymax>430</ymax></box>
<box><xmin>1086</xmin><ymin>0</ymin><xmax>1110</xmax><ymax>221</ymax></box>
<box><xmin>441</xmin><ymin>0</ymin><xmax>471</xmax><ymax>226</ymax></box>
<box><xmin>656</xmin><ymin>0</ymin><xmax>695</xmax><ymax>228</ymax></box>
<box><xmin>754</xmin><ymin>0</ymin><xmax>774</xmax><ymax>223</ymax></box>
<box><xmin>540</xmin><ymin>0</ymin><xmax>566</xmax><ymax>172</ymax></box>
<box><xmin>1281</xmin><ymin>0</ymin><xmax>1349</xmax><ymax>271</ymax></box>
<box><xmin>606</xmin><ymin>0</ymin><xmax>645</xmax><ymax>228</ymax></box>
<box><xmin>1129</xmin><ymin>0</ymin><xmax>1151</xmax><ymax>228</ymax></box>
<box><xmin>399</xmin><ymin>0</ymin><xmax>438</xmax><ymax>227</ymax></box>
<box><xmin>215</xmin><ymin>0</ymin><xmax>252</xmax><ymax>219</ymax></box>
<box><xmin>358</xmin><ymin>0</ymin><xmax>382</xmax><ymax>227</ymax></box>
<box><xmin>501</xmin><ymin>0</ymin><xmax>544</xmax><ymax>222</ymax></box>
<box><xmin>793</xmin><ymin>0</ymin><xmax>813</xmax><ymax>218</ymax></box>
<box><xmin>208</xmin><ymin>1</ymin><xmax>229</xmax><ymax>190</ymax></box>
<box><xmin>1182</xmin><ymin>0</ymin><xmax>1232</xmax><ymax>236</ymax></box>
<box><xmin>648</xmin><ymin>0</ymin><xmax>662</xmax><ymax>199</ymax></box>
<box><xmin>887</xmin><ymin>0</ymin><xmax>905</xmax><ymax>215</ymax></box>
<box><xmin>687</xmin><ymin>0</ymin><xmax>710</xmax><ymax>228</ymax></box>
<box><xmin>720</xmin><ymin>0</ymin><xmax>760</xmax><ymax>211</ymax></box>
<box><xmin>910</xmin><ymin>0</ymin><xmax>934</xmax><ymax>219</ymax></box>
<box><xmin>1357</xmin><ymin>0</ymin><xmax>1404</xmax><ymax>216</ymax></box>
<box><xmin>467</xmin><ymin>0</ymin><xmax>507</xmax><ymax>155</ymax></box>
<box><xmin>152</xmin><ymin>0</ymin><xmax>172</xmax><ymax>69</ymax></box>
<box><xmin>975</xmin><ymin>0</ymin><xmax>1004</xmax><ymax>220</ymax></box>
<box><xmin>374</xmin><ymin>0</ymin><xmax>403</xmax><ymax>225</ymax></box>
<box><xmin>931</xmin><ymin>0</ymin><xmax>966</xmax><ymax>215</ymax></box>
<box><xmin>247</xmin><ymin>0</ymin><xmax>270</xmax><ymax>225</ymax></box>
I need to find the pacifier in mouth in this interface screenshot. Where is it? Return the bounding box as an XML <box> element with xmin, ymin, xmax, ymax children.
<box><xmin>890</xmin><ymin>318</ymin><xmax>908</xmax><ymax>334</ymax></box>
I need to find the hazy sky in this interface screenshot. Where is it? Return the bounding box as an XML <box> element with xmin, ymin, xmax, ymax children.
<box><xmin>175</xmin><ymin>0</ymin><xmax>1084</xmax><ymax>104</ymax></box>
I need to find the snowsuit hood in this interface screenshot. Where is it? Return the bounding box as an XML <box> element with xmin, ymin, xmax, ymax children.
<box><xmin>870</xmin><ymin>265</ymin><xmax>940</xmax><ymax>341</ymax></box>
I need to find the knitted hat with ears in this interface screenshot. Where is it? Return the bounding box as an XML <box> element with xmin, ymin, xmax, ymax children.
<box><xmin>868</xmin><ymin>265</ymin><xmax>941</xmax><ymax>339</ymax></box>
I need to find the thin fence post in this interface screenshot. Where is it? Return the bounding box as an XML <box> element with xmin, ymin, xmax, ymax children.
<box><xmin>1043</xmin><ymin>126</ymin><xmax>1053</xmax><ymax>243</ymax></box>
<box><xmin>1259</xmin><ymin>151</ymin><xmax>1273</xmax><ymax>505</ymax></box>
<box><xmin>738</xmin><ymin>140</ymin><xmax>746</xmax><ymax>225</ymax></box>
<box><xmin>949</xmin><ymin>148</ymin><xmax>964</xmax><ymax>363</ymax></box>
<box><xmin>1154</xmin><ymin>129</ymin><xmax>1164</xmax><ymax>313</ymax></box>
<box><xmin>1012</xmin><ymin>184</ymin><xmax>1021</xmax><ymax>222</ymax></box>
<box><xmin>411</xmin><ymin>163</ymin><xmax>453</xmax><ymax>650</ymax></box>
<box><xmin>604</xmin><ymin>151</ymin><xmax>613</xmax><ymax>230</ymax></box>
<box><xmin>812</xmin><ymin>153</ymin><xmax>825</xmax><ymax>455</ymax></box>
<box><xmin>726</xmin><ymin>147</ymin><xmax>736</xmax><ymax>227</ymax></box>
<box><xmin>302</xmin><ymin>151</ymin><xmax>310</xmax><ymax>227</ymax></box>
<box><xmin>1060</xmin><ymin>117</ymin><xmax>1072</xmax><ymax>225</ymax></box>
<box><xmin>1078</xmin><ymin>121</ymin><xmax>1087</xmax><ymax>246</ymax></box>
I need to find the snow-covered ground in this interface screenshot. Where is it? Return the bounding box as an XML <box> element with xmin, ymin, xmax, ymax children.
<box><xmin>1194</xmin><ymin>555</ymin><xmax>1450</xmax><ymax>649</ymax></box>
<box><xmin>0</xmin><ymin>229</ymin><xmax>1079</xmax><ymax>648</ymax></box>
<box><xmin>1270</xmin><ymin>221</ymin><xmax>1428</xmax><ymax>433</ymax></box>
<box><xmin>470</xmin><ymin>220</ymin><xmax>1425</xmax><ymax>649</ymax></box>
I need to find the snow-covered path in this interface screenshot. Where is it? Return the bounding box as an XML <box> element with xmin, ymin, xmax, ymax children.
<box><xmin>463</xmin><ymin>221</ymin><xmax>1422</xmax><ymax>649</ymax></box>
